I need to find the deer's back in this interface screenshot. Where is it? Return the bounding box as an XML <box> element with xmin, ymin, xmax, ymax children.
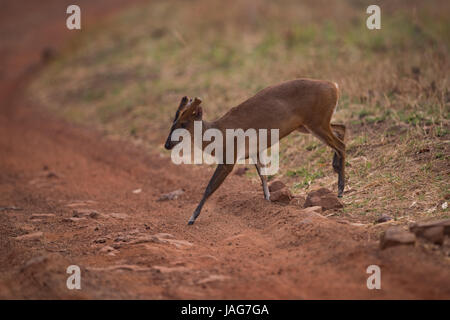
<box><xmin>216</xmin><ymin>79</ymin><xmax>338</xmax><ymax>137</ymax></box>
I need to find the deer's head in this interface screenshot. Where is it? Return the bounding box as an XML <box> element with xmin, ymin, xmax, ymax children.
<box><xmin>164</xmin><ymin>96</ymin><xmax>203</xmax><ymax>150</ymax></box>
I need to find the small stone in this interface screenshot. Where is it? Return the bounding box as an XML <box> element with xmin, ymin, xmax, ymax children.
<box><xmin>197</xmin><ymin>275</ymin><xmax>229</xmax><ymax>284</ymax></box>
<box><xmin>109</xmin><ymin>213</ymin><xmax>129</xmax><ymax>219</ymax></box>
<box><xmin>62</xmin><ymin>217</ymin><xmax>87</xmax><ymax>223</ymax></box>
<box><xmin>268</xmin><ymin>180</ymin><xmax>286</xmax><ymax>192</ymax></box>
<box><xmin>73</xmin><ymin>209</ymin><xmax>99</xmax><ymax>218</ymax></box>
<box><xmin>152</xmin><ymin>265</ymin><xmax>189</xmax><ymax>273</ymax></box>
<box><xmin>15</xmin><ymin>231</ymin><xmax>43</xmax><ymax>241</ymax></box>
<box><xmin>304</xmin><ymin>188</ymin><xmax>343</xmax><ymax>211</ymax></box>
<box><xmin>30</xmin><ymin>213</ymin><xmax>55</xmax><ymax>219</ymax></box>
<box><xmin>89</xmin><ymin>211</ymin><xmax>99</xmax><ymax>219</ymax></box>
<box><xmin>380</xmin><ymin>227</ymin><xmax>416</xmax><ymax>250</ymax></box>
<box><xmin>132</xmin><ymin>188</ymin><xmax>142</xmax><ymax>194</ymax></box>
<box><xmin>410</xmin><ymin>219</ymin><xmax>450</xmax><ymax>237</ymax></box>
<box><xmin>420</xmin><ymin>226</ymin><xmax>445</xmax><ymax>245</ymax></box>
<box><xmin>376</xmin><ymin>215</ymin><xmax>393</xmax><ymax>224</ymax></box>
<box><xmin>99</xmin><ymin>245</ymin><xmax>116</xmax><ymax>253</ymax></box>
<box><xmin>46</xmin><ymin>172</ymin><xmax>58</xmax><ymax>178</ymax></box>
<box><xmin>270</xmin><ymin>189</ymin><xmax>292</xmax><ymax>204</ymax></box>
<box><xmin>157</xmin><ymin>189</ymin><xmax>185</xmax><ymax>201</ymax></box>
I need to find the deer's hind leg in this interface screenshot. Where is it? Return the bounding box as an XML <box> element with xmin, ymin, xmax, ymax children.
<box><xmin>306</xmin><ymin>123</ymin><xmax>346</xmax><ymax>197</ymax></box>
<box><xmin>255</xmin><ymin>162</ymin><xmax>270</xmax><ymax>201</ymax></box>
<box><xmin>330</xmin><ymin>123</ymin><xmax>346</xmax><ymax>175</ymax></box>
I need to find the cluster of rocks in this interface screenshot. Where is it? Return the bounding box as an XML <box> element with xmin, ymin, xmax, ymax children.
<box><xmin>380</xmin><ymin>219</ymin><xmax>450</xmax><ymax>250</ymax></box>
<box><xmin>268</xmin><ymin>180</ymin><xmax>343</xmax><ymax>211</ymax></box>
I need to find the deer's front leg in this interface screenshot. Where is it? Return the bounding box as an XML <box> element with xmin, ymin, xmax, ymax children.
<box><xmin>188</xmin><ymin>164</ymin><xmax>234</xmax><ymax>225</ymax></box>
<box><xmin>255</xmin><ymin>163</ymin><xmax>270</xmax><ymax>201</ymax></box>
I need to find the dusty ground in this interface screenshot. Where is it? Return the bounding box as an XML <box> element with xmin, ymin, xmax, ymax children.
<box><xmin>0</xmin><ymin>0</ymin><xmax>449</xmax><ymax>299</ymax></box>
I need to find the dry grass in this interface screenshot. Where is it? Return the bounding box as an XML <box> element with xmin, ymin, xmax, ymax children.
<box><xmin>28</xmin><ymin>0</ymin><xmax>449</xmax><ymax>224</ymax></box>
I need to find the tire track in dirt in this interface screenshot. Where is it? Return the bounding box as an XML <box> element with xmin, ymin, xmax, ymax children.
<box><xmin>0</xmin><ymin>0</ymin><xmax>449</xmax><ymax>299</ymax></box>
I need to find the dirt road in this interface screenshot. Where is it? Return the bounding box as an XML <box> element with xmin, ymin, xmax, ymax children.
<box><xmin>0</xmin><ymin>0</ymin><xmax>449</xmax><ymax>299</ymax></box>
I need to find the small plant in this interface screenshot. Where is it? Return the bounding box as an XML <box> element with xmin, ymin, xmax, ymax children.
<box><xmin>288</xmin><ymin>167</ymin><xmax>324</xmax><ymax>189</ymax></box>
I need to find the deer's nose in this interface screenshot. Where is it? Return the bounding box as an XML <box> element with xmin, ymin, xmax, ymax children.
<box><xmin>164</xmin><ymin>140</ymin><xmax>172</xmax><ymax>150</ymax></box>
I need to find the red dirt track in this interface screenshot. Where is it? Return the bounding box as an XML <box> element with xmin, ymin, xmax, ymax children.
<box><xmin>0</xmin><ymin>0</ymin><xmax>449</xmax><ymax>299</ymax></box>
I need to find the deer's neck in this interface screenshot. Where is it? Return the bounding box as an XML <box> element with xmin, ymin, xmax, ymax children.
<box><xmin>199</xmin><ymin>119</ymin><xmax>217</xmax><ymax>150</ymax></box>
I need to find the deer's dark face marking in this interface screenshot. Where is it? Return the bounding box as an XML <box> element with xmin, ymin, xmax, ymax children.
<box><xmin>164</xmin><ymin>96</ymin><xmax>188</xmax><ymax>150</ymax></box>
<box><xmin>164</xmin><ymin>96</ymin><xmax>202</xmax><ymax>150</ymax></box>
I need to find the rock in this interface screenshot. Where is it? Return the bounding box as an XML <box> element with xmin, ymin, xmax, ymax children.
<box><xmin>306</xmin><ymin>187</ymin><xmax>330</xmax><ymax>198</ymax></box>
<box><xmin>152</xmin><ymin>265</ymin><xmax>189</xmax><ymax>273</ymax></box>
<box><xmin>46</xmin><ymin>171</ymin><xmax>58</xmax><ymax>178</ymax></box>
<box><xmin>420</xmin><ymin>226</ymin><xmax>445</xmax><ymax>245</ymax></box>
<box><xmin>88</xmin><ymin>211</ymin><xmax>99</xmax><ymax>219</ymax></box>
<box><xmin>99</xmin><ymin>245</ymin><xmax>116</xmax><ymax>254</ymax></box>
<box><xmin>268</xmin><ymin>180</ymin><xmax>286</xmax><ymax>192</ymax></box>
<box><xmin>197</xmin><ymin>275</ymin><xmax>229</xmax><ymax>284</ymax></box>
<box><xmin>65</xmin><ymin>200</ymin><xmax>96</xmax><ymax>208</ymax></box>
<box><xmin>410</xmin><ymin>219</ymin><xmax>450</xmax><ymax>237</ymax></box>
<box><xmin>376</xmin><ymin>215</ymin><xmax>393</xmax><ymax>224</ymax></box>
<box><xmin>93</xmin><ymin>238</ymin><xmax>107</xmax><ymax>244</ymax></box>
<box><xmin>114</xmin><ymin>235</ymin><xmax>132</xmax><ymax>243</ymax></box>
<box><xmin>234</xmin><ymin>167</ymin><xmax>249</xmax><ymax>176</ymax></box>
<box><xmin>62</xmin><ymin>217</ymin><xmax>87</xmax><ymax>223</ymax></box>
<box><xmin>72</xmin><ymin>209</ymin><xmax>99</xmax><ymax>218</ymax></box>
<box><xmin>270</xmin><ymin>188</ymin><xmax>292</xmax><ymax>204</ymax></box>
<box><xmin>0</xmin><ymin>206</ymin><xmax>22</xmax><ymax>211</ymax></box>
<box><xmin>132</xmin><ymin>188</ymin><xmax>142</xmax><ymax>194</ymax></box>
<box><xmin>157</xmin><ymin>189</ymin><xmax>184</xmax><ymax>201</ymax></box>
<box><xmin>30</xmin><ymin>213</ymin><xmax>55</xmax><ymax>219</ymax></box>
<box><xmin>304</xmin><ymin>188</ymin><xmax>343</xmax><ymax>211</ymax></box>
<box><xmin>380</xmin><ymin>227</ymin><xmax>416</xmax><ymax>250</ymax></box>
<box><xmin>109</xmin><ymin>212</ymin><xmax>129</xmax><ymax>219</ymax></box>
<box><xmin>15</xmin><ymin>231</ymin><xmax>43</xmax><ymax>241</ymax></box>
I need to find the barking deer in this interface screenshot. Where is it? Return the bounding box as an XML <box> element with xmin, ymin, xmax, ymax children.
<box><xmin>164</xmin><ymin>79</ymin><xmax>346</xmax><ymax>225</ymax></box>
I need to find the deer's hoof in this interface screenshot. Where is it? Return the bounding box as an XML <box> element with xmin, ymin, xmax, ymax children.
<box><xmin>187</xmin><ymin>220</ymin><xmax>195</xmax><ymax>225</ymax></box>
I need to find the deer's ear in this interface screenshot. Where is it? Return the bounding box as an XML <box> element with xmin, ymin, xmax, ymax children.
<box><xmin>193</xmin><ymin>97</ymin><xmax>202</xmax><ymax>106</ymax></box>
<box><xmin>178</xmin><ymin>96</ymin><xmax>189</xmax><ymax>111</ymax></box>
<box><xmin>194</xmin><ymin>106</ymin><xmax>203</xmax><ymax>120</ymax></box>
